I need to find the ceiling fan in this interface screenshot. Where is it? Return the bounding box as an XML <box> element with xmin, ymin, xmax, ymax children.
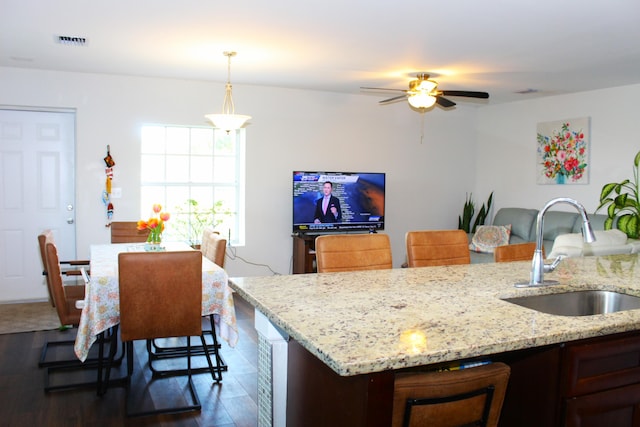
<box><xmin>362</xmin><ymin>73</ymin><xmax>489</xmax><ymax>110</ymax></box>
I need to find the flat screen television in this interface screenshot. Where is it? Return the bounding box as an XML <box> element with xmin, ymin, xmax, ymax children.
<box><xmin>292</xmin><ymin>171</ymin><xmax>385</xmax><ymax>234</ymax></box>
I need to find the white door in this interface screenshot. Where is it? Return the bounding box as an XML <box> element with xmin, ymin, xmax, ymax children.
<box><xmin>0</xmin><ymin>108</ymin><xmax>77</xmax><ymax>303</ymax></box>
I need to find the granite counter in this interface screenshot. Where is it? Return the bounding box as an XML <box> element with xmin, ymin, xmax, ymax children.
<box><xmin>229</xmin><ymin>253</ymin><xmax>640</xmax><ymax>377</ymax></box>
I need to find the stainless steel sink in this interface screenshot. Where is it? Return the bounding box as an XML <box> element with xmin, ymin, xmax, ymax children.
<box><xmin>503</xmin><ymin>290</ymin><xmax>640</xmax><ymax>316</ymax></box>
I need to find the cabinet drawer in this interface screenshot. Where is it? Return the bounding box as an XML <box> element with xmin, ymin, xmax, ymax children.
<box><xmin>563</xmin><ymin>333</ymin><xmax>640</xmax><ymax>397</ymax></box>
<box><xmin>564</xmin><ymin>383</ymin><xmax>640</xmax><ymax>427</ymax></box>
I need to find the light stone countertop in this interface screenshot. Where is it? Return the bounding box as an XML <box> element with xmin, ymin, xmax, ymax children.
<box><xmin>229</xmin><ymin>254</ymin><xmax>640</xmax><ymax>376</ymax></box>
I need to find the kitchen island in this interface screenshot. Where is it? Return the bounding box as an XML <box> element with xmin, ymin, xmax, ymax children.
<box><xmin>229</xmin><ymin>254</ymin><xmax>640</xmax><ymax>426</ymax></box>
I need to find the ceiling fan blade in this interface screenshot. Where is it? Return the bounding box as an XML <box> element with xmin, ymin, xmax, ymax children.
<box><xmin>436</xmin><ymin>96</ymin><xmax>456</xmax><ymax>108</ymax></box>
<box><xmin>440</xmin><ymin>90</ymin><xmax>489</xmax><ymax>99</ymax></box>
<box><xmin>379</xmin><ymin>94</ymin><xmax>408</xmax><ymax>104</ymax></box>
<box><xmin>361</xmin><ymin>86</ymin><xmax>406</xmax><ymax>92</ymax></box>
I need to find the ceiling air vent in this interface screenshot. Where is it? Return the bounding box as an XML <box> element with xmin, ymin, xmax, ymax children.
<box><xmin>56</xmin><ymin>35</ymin><xmax>88</xmax><ymax>46</ymax></box>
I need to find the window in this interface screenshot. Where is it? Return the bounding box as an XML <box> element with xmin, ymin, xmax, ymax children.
<box><xmin>140</xmin><ymin>124</ymin><xmax>245</xmax><ymax>246</ymax></box>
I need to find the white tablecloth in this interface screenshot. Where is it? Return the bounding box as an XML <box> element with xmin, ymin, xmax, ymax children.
<box><xmin>74</xmin><ymin>242</ymin><xmax>238</xmax><ymax>361</ymax></box>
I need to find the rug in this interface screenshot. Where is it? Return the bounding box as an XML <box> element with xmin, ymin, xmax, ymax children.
<box><xmin>0</xmin><ymin>302</ymin><xmax>62</xmax><ymax>334</ymax></box>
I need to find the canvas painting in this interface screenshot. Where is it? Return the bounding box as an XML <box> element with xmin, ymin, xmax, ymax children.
<box><xmin>536</xmin><ymin>117</ymin><xmax>590</xmax><ymax>185</ymax></box>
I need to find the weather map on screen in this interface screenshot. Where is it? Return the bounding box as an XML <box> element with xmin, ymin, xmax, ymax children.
<box><xmin>292</xmin><ymin>171</ymin><xmax>385</xmax><ymax>234</ymax></box>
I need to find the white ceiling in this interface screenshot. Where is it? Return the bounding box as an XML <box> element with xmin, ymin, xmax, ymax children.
<box><xmin>2</xmin><ymin>0</ymin><xmax>640</xmax><ymax>106</ymax></box>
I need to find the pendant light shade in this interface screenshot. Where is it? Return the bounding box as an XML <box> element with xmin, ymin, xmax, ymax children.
<box><xmin>205</xmin><ymin>51</ymin><xmax>251</xmax><ymax>133</ymax></box>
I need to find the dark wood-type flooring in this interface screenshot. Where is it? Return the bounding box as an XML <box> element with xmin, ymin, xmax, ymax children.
<box><xmin>0</xmin><ymin>295</ymin><xmax>258</xmax><ymax>427</ymax></box>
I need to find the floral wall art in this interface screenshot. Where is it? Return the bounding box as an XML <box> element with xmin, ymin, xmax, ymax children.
<box><xmin>536</xmin><ymin>117</ymin><xmax>590</xmax><ymax>185</ymax></box>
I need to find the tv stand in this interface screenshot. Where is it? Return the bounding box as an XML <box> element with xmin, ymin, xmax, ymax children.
<box><xmin>292</xmin><ymin>234</ymin><xmax>317</xmax><ymax>274</ymax></box>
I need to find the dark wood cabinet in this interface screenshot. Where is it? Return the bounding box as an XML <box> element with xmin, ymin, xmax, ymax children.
<box><xmin>559</xmin><ymin>332</ymin><xmax>640</xmax><ymax>426</ymax></box>
<box><xmin>285</xmin><ymin>331</ymin><xmax>640</xmax><ymax>427</ymax></box>
<box><xmin>292</xmin><ymin>235</ymin><xmax>317</xmax><ymax>274</ymax></box>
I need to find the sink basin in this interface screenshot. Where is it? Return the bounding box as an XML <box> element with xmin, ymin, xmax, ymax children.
<box><xmin>503</xmin><ymin>290</ymin><xmax>640</xmax><ymax>316</ymax></box>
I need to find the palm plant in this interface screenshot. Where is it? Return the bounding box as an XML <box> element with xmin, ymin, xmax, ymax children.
<box><xmin>596</xmin><ymin>150</ymin><xmax>640</xmax><ymax>239</ymax></box>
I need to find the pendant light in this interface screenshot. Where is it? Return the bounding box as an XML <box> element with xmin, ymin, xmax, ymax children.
<box><xmin>205</xmin><ymin>51</ymin><xmax>251</xmax><ymax>133</ymax></box>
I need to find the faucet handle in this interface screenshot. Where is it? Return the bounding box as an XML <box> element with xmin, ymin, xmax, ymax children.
<box><xmin>544</xmin><ymin>254</ymin><xmax>565</xmax><ymax>273</ymax></box>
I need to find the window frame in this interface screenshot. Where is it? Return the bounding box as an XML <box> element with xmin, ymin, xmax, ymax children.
<box><xmin>139</xmin><ymin>123</ymin><xmax>245</xmax><ymax>246</ymax></box>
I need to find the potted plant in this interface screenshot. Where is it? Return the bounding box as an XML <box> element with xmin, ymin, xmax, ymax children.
<box><xmin>596</xmin><ymin>150</ymin><xmax>640</xmax><ymax>239</ymax></box>
<box><xmin>458</xmin><ymin>192</ymin><xmax>493</xmax><ymax>233</ymax></box>
<box><xmin>172</xmin><ymin>199</ymin><xmax>229</xmax><ymax>247</ymax></box>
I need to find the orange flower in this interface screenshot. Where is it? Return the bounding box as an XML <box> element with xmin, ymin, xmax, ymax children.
<box><xmin>139</xmin><ymin>204</ymin><xmax>170</xmax><ymax>243</ymax></box>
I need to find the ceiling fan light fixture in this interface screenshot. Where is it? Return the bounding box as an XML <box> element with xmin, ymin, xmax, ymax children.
<box><xmin>408</xmin><ymin>93</ymin><xmax>437</xmax><ymax>109</ymax></box>
<box><xmin>416</xmin><ymin>79</ymin><xmax>437</xmax><ymax>93</ymax></box>
<box><xmin>205</xmin><ymin>51</ymin><xmax>251</xmax><ymax>133</ymax></box>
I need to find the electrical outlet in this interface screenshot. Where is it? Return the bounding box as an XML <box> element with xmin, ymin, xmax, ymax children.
<box><xmin>111</xmin><ymin>187</ymin><xmax>122</xmax><ymax>198</ymax></box>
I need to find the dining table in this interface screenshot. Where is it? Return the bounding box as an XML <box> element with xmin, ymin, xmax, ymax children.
<box><xmin>74</xmin><ymin>242</ymin><xmax>238</xmax><ymax>362</ymax></box>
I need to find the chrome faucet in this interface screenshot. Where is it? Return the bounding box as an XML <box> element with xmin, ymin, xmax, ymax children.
<box><xmin>515</xmin><ymin>197</ymin><xmax>596</xmax><ymax>288</ymax></box>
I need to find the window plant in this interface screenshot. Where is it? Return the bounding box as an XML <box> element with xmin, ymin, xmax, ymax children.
<box><xmin>596</xmin><ymin>150</ymin><xmax>640</xmax><ymax>239</ymax></box>
<box><xmin>171</xmin><ymin>199</ymin><xmax>229</xmax><ymax>247</ymax></box>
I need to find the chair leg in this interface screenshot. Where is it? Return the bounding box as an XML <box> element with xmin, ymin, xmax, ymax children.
<box><xmin>146</xmin><ymin>315</ymin><xmax>226</xmax><ymax>380</ymax></box>
<box><xmin>125</xmin><ymin>338</ymin><xmax>202</xmax><ymax>417</ymax></box>
<box><xmin>43</xmin><ymin>328</ymin><xmax>122</xmax><ymax>393</ymax></box>
<box><xmin>98</xmin><ymin>325</ymin><xmax>127</xmax><ymax>396</ymax></box>
<box><xmin>147</xmin><ymin>335</ymin><xmax>221</xmax><ymax>382</ymax></box>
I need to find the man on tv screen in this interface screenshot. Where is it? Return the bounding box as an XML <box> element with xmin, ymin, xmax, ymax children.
<box><xmin>314</xmin><ymin>181</ymin><xmax>342</xmax><ymax>223</ymax></box>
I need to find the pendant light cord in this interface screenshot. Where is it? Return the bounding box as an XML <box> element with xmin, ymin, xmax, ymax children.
<box><xmin>222</xmin><ymin>51</ymin><xmax>237</xmax><ymax>115</ymax></box>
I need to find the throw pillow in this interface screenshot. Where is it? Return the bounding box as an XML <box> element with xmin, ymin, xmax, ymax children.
<box><xmin>469</xmin><ymin>225</ymin><xmax>512</xmax><ymax>253</ymax></box>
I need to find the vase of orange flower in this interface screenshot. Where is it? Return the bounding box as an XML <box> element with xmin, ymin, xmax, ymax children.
<box><xmin>137</xmin><ymin>204</ymin><xmax>170</xmax><ymax>251</ymax></box>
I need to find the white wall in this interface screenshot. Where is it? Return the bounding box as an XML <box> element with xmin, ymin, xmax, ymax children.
<box><xmin>475</xmin><ymin>84</ymin><xmax>640</xmax><ymax>216</ymax></box>
<box><xmin>0</xmin><ymin>66</ymin><xmax>478</xmax><ymax>279</ymax></box>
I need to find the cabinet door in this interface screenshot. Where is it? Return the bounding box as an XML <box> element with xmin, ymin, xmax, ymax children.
<box><xmin>564</xmin><ymin>383</ymin><xmax>640</xmax><ymax>427</ymax></box>
<box><xmin>562</xmin><ymin>333</ymin><xmax>640</xmax><ymax>397</ymax></box>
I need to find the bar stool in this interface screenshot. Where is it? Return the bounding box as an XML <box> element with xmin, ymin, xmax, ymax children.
<box><xmin>392</xmin><ymin>362</ymin><xmax>511</xmax><ymax>427</ymax></box>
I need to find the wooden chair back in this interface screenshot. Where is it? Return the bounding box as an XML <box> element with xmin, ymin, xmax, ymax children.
<box><xmin>315</xmin><ymin>233</ymin><xmax>392</xmax><ymax>273</ymax></box>
<box><xmin>392</xmin><ymin>362</ymin><xmax>511</xmax><ymax>427</ymax></box>
<box><xmin>201</xmin><ymin>228</ymin><xmax>227</xmax><ymax>267</ymax></box>
<box><xmin>405</xmin><ymin>230</ymin><xmax>471</xmax><ymax>267</ymax></box>
<box><xmin>494</xmin><ymin>242</ymin><xmax>541</xmax><ymax>262</ymax></box>
<box><xmin>117</xmin><ymin>251</ymin><xmax>202</xmax><ymax>342</ymax></box>
<box><xmin>38</xmin><ymin>230</ymin><xmax>87</xmax><ymax>307</ymax></box>
<box><xmin>110</xmin><ymin>221</ymin><xmax>150</xmax><ymax>243</ymax></box>
<box><xmin>44</xmin><ymin>240</ymin><xmax>85</xmax><ymax>326</ymax></box>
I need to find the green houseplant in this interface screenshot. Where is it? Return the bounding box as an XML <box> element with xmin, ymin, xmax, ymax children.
<box><xmin>596</xmin><ymin>150</ymin><xmax>640</xmax><ymax>239</ymax></box>
<box><xmin>458</xmin><ymin>192</ymin><xmax>493</xmax><ymax>233</ymax></box>
<box><xmin>171</xmin><ymin>199</ymin><xmax>229</xmax><ymax>246</ymax></box>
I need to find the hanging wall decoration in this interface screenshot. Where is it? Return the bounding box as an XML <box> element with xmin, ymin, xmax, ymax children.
<box><xmin>536</xmin><ymin>117</ymin><xmax>590</xmax><ymax>185</ymax></box>
<box><xmin>103</xmin><ymin>145</ymin><xmax>115</xmax><ymax>227</ymax></box>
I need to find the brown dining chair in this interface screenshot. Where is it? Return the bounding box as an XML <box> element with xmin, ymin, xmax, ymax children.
<box><xmin>392</xmin><ymin>362</ymin><xmax>511</xmax><ymax>427</ymax></box>
<box><xmin>149</xmin><ymin>228</ymin><xmax>228</xmax><ymax>381</ymax></box>
<box><xmin>494</xmin><ymin>242</ymin><xmax>541</xmax><ymax>263</ymax></box>
<box><xmin>199</xmin><ymin>228</ymin><xmax>227</xmax><ymax>376</ymax></box>
<box><xmin>405</xmin><ymin>230</ymin><xmax>471</xmax><ymax>267</ymax></box>
<box><xmin>201</xmin><ymin>228</ymin><xmax>227</xmax><ymax>268</ymax></box>
<box><xmin>315</xmin><ymin>233</ymin><xmax>392</xmax><ymax>273</ymax></box>
<box><xmin>112</xmin><ymin>251</ymin><xmax>215</xmax><ymax>417</ymax></box>
<box><xmin>110</xmin><ymin>221</ymin><xmax>150</xmax><ymax>243</ymax></box>
<box><xmin>38</xmin><ymin>230</ymin><xmax>89</xmax><ymax>307</ymax></box>
<box><xmin>40</xmin><ymin>238</ymin><xmax>116</xmax><ymax>392</ymax></box>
